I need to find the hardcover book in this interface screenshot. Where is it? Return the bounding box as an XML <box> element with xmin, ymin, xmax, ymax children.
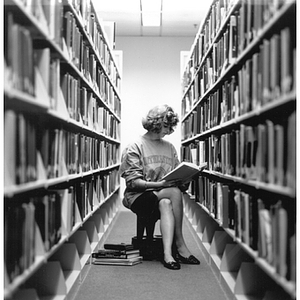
<box><xmin>160</xmin><ymin>161</ymin><xmax>207</xmax><ymax>183</ymax></box>
<box><xmin>92</xmin><ymin>249</ymin><xmax>140</xmax><ymax>259</ymax></box>
<box><xmin>93</xmin><ymin>256</ymin><xmax>143</xmax><ymax>266</ymax></box>
<box><xmin>104</xmin><ymin>243</ymin><xmax>135</xmax><ymax>251</ymax></box>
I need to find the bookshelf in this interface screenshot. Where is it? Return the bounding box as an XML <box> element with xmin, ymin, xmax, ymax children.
<box><xmin>4</xmin><ymin>0</ymin><xmax>122</xmax><ymax>299</ymax></box>
<box><xmin>180</xmin><ymin>0</ymin><xmax>296</xmax><ymax>299</ymax></box>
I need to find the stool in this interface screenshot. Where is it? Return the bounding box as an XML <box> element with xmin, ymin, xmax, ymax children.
<box><xmin>132</xmin><ymin>213</ymin><xmax>162</xmax><ymax>260</ymax></box>
<box><xmin>136</xmin><ymin>213</ymin><xmax>158</xmax><ymax>243</ymax></box>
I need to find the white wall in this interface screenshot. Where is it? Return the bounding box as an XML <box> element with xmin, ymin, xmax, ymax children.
<box><xmin>115</xmin><ymin>36</ymin><xmax>194</xmax><ymax>155</ymax></box>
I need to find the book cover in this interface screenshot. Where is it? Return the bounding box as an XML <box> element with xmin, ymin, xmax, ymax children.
<box><xmin>4</xmin><ymin>110</ymin><xmax>17</xmax><ymax>187</ymax></box>
<box><xmin>92</xmin><ymin>249</ymin><xmax>140</xmax><ymax>259</ymax></box>
<box><xmin>221</xmin><ymin>185</ymin><xmax>229</xmax><ymax>228</ymax></box>
<box><xmin>274</xmin><ymin>124</ymin><xmax>284</xmax><ymax>186</ymax></box>
<box><xmin>289</xmin><ymin>234</ymin><xmax>296</xmax><ymax>283</ymax></box>
<box><xmin>278</xmin><ymin>206</ymin><xmax>288</xmax><ymax>277</ymax></box>
<box><xmin>16</xmin><ymin>113</ymin><xmax>26</xmax><ymax>184</ymax></box>
<box><xmin>241</xmin><ymin>192</ymin><xmax>250</xmax><ymax>246</ymax></box>
<box><xmin>258</xmin><ymin>200</ymin><xmax>273</xmax><ymax>263</ymax></box>
<box><xmin>93</xmin><ymin>256</ymin><xmax>143</xmax><ymax>266</ymax></box>
<box><xmin>160</xmin><ymin>161</ymin><xmax>207</xmax><ymax>183</ymax></box>
<box><xmin>266</xmin><ymin>120</ymin><xmax>275</xmax><ymax>184</ymax></box>
<box><xmin>234</xmin><ymin>190</ymin><xmax>241</xmax><ymax>239</ymax></box>
<box><xmin>104</xmin><ymin>243</ymin><xmax>135</xmax><ymax>251</ymax></box>
<box><xmin>286</xmin><ymin>112</ymin><xmax>296</xmax><ymax>190</ymax></box>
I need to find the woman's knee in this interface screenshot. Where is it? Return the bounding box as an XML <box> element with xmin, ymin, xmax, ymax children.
<box><xmin>168</xmin><ymin>186</ymin><xmax>182</xmax><ymax>195</ymax></box>
<box><xmin>159</xmin><ymin>198</ymin><xmax>172</xmax><ymax>212</ymax></box>
<box><xmin>156</xmin><ymin>186</ymin><xmax>182</xmax><ymax>200</ymax></box>
<box><xmin>167</xmin><ymin>187</ymin><xmax>183</xmax><ymax>203</ymax></box>
<box><xmin>172</xmin><ymin>187</ymin><xmax>182</xmax><ymax>198</ymax></box>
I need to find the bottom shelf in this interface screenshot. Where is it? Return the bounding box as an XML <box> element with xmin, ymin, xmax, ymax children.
<box><xmin>9</xmin><ymin>193</ymin><xmax>121</xmax><ymax>300</ymax></box>
<box><xmin>183</xmin><ymin>194</ymin><xmax>295</xmax><ymax>300</ymax></box>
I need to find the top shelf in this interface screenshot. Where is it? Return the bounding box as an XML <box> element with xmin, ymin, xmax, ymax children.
<box><xmin>181</xmin><ymin>0</ymin><xmax>296</xmax><ymax>120</ymax></box>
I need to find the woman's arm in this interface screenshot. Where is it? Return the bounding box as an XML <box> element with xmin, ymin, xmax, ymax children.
<box><xmin>129</xmin><ymin>178</ymin><xmax>181</xmax><ymax>191</ymax></box>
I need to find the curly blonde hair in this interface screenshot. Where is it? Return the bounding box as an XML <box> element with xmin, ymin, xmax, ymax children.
<box><xmin>142</xmin><ymin>105</ymin><xmax>179</xmax><ymax>134</ymax></box>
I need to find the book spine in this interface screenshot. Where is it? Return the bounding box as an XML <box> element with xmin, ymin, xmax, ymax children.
<box><xmin>92</xmin><ymin>253</ymin><xmax>129</xmax><ymax>259</ymax></box>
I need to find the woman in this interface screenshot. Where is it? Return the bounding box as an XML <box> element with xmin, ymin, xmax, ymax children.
<box><xmin>119</xmin><ymin>104</ymin><xmax>200</xmax><ymax>270</ymax></box>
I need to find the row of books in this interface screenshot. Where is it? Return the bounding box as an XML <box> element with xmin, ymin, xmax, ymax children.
<box><xmin>5</xmin><ymin>13</ymin><xmax>35</xmax><ymax>96</ymax></box>
<box><xmin>61</xmin><ymin>72</ymin><xmax>120</xmax><ymax>136</ymax></box>
<box><xmin>71</xmin><ymin>173</ymin><xmax>117</xmax><ymax>221</ymax></box>
<box><xmin>52</xmin><ymin>174</ymin><xmax>114</xmax><ymax>239</ymax></box>
<box><xmin>5</xmin><ymin>170</ymin><xmax>120</xmax><ymax>283</ymax></box>
<box><xmin>182</xmin><ymin>0</ymin><xmax>295</xmax><ymax>297</ymax></box>
<box><xmin>35</xmin><ymin>46</ymin><xmax>120</xmax><ymax>118</ymax></box>
<box><xmin>62</xmin><ymin>9</ymin><xmax>120</xmax><ymax>92</ymax></box>
<box><xmin>19</xmin><ymin>0</ymin><xmax>62</xmax><ymax>46</ymax></box>
<box><xmin>71</xmin><ymin>178</ymin><xmax>100</xmax><ymax>221</ymax></box>
<box><xmin>5</xmin><ymin>191</ymin><xmax>62</xmax><ymax>282</ymax></box>
<box><xmin>101</xmin><ymin>169</ymin><xmax>120</xmax><ymax>200</ymax></box>
<box><xmin>5</xmin><ymin>201</ymin><xmax>36</xmax><ymax>283</ymax></box>
<box><xmin>4</xmin><ymin>1</ymin><xmax>122</xmax><ymax>298</ymax></box>
<box><xmin>92</xmin><ymin>243</ymin><xmax>142</xmax><ymax>266</ymax></box>
<box><xmin>182</xmin><ymin>0</ymin><xmax>235</xmax><ymax>89</ymax></box>
<box><xmin>61</xmin><ymin>55</ymin><xmax>120</xmax><ymax>120</ymax></box>
<box><xmin>51</xmin><ymin>121</ymin><xmax>112</xmax><ymax>177</ymax></box>
<box><xmin>81</xmin><ymin>91</ymin><xmax>121</xmax><ymax>139</ymax></box>
<box><xmin>63</xmin><ymin>10</ymin><xmax>83</xmax><ymax>70</ymax></box>
<box><xmin>4</xmin><ymin>110</ymin><xmax>37</xmax><ymax>186</ymax></box>
<box><xmin>4</xmin><ymin>12</ymin><xmax>121</xmax><ymax>118</ymax></box>
<box><xmin>62</xmin><ymin>0</ymin><xmax>119</xmax><ymax>86</ymax></box>
<box><xmin>4</xmin><ymin>175</ymin><xmax>104</xmax><ymax>283</ymax></box>
<box><xmin>202</xmin><ymin>0</ymin><xmax>235</xmax><ymax>53</ymax></box>
<box><xmin>182</xmin><ymin>25</ymin><xmax>295</xmax><ymax>117</ymax></box>
<box><xmin>180</xmin><ymin>141</ymin><xmax>206</xmax><ymax>167</ymax></box>
<box><xmin>12</xmin><ymin>0</ymin><xmax>120</xmax><ymax>89</ymax></box>
<box><xmin>183</xmin><ymin>0</ymin><xmax>293</xmax><ymax>87</ymax></box>
<box><xmin>62</xmin><ymin>132</ymin><xmax>120</xmax><ymax>175</ymax></box>
<box><xmin>182</xmin><ymin>113</ymin><xmax>296</xmax><ymax>189</ymax></box>
<box><xmin>194</xmin><ymin>176</ymin><xmax>295</xmax><ymax>282</ymax></box>
<box><xmin>70</xmin><ymin>169</ymin><xmax>120</xmax><ymax>205</ymax></box>
<box><xmin>61</xmin><ymin>0</ymin><xmax>120</xmax><ymax>87</ymax></box>
<box><xmin>198</xmin><ymin>13</ymin><xmax>238</xmax><ymax>90</ymax></box>
<box><xmin>237</xmin><ymin>0</ymin><xmax>292</xmax><ymax>54</ymax></box>
<box><xmin>257</xmin><ymin>199</ymin><xmax>295</xmax><ymax>280</ymax></box>
<box><xmin>87</xmin><ymin>12</ymin><xmax>120</xmax><ymax>88</ymax></box>
<box><xmin>67</xmin><ymin>0</ymin><xmax>92</xmax><ymax>32</ymax></box>
<box><xmin>4</xmin><ymin>110</ymin><xmax>120</xmax><ymax>186</ymax></box>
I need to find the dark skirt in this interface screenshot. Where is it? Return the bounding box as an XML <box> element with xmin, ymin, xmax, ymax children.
<box><xmin>130</xmin><ymin>191</ymin><xmax>160</xmax><ymax>223</ymax></box>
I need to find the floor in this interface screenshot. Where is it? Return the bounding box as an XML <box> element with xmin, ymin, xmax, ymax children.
<box><xmin>72</xmin><ymin>205</ymin><xmax>229</xmax><ymax>300</ymax></box>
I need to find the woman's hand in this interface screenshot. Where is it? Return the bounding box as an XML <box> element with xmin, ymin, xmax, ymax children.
<box><xmin>160</xmin><ymin>179</ymin><xmax>190</xmax><ymax>192</ymax></box>
<box><xmin>132</xmin><ymin>179</ymin><xmax>183</xmax><ymax>191</ymax></box>
<box><xmin>160</xmin><ymin>179</ymin><xmax>182</xmax><ymax>188</ymax></box>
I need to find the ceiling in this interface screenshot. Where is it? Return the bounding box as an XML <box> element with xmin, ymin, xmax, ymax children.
<box><xmin>93</xmin><ymin>0</ymin><xmax>213</xmax><ymax>37</ymax></box>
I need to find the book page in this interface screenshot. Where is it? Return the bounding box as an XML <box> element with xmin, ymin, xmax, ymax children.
<box><xmin>161</xmin><ymin>161</ymin><xmax>207</xmax><ymax>182</ymax></box>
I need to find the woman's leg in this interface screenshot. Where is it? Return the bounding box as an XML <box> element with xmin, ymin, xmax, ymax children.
<box><xmin>158</xmin><ymin>198</ymin><xmax>175</xmax><ymax>262</ymax></box>
<box><xmin>155</xmin><ymin>187</ymin><xmax>192</xmax><ymax>259</ymax></box>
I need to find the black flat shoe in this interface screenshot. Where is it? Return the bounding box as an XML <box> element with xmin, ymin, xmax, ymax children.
<box><xmin>177</xmin><ymin>254</ymin><xmax>200</xmax><ymax>265</ymax></box>
<box><xmin>163</xmin><ymin>260</ymin><xmax>181</xmax><ymax>270</ymax></box>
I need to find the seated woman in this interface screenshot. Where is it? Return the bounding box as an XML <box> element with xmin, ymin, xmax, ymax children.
<box><xmin>119</xmin><ymin>104</ymin><xmax>200</xmax><ymax>270</ymax></box>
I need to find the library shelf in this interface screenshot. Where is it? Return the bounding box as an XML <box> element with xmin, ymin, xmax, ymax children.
<box><xmin>4</xmin><ymin>159</ymin><xmax>120</xmax><ymax>196</ymax></box>
<box><xmin>180</xmin><ymin>0</ymin><xmax>296</xmax><ymax>299</ymax></box>
<box><xmin>200</xmin><ymin>170</ymin><xmax>295</xmax><ymax>198</ymax></box>
<box><xmin>181</xmin><ymin>0</ymin><xmax>295</xmax><ymax>119</ymax></box>
<box><xmin>181</xmin><ymin>90</ymin><xmax>295</xmax><ymax>143</ymax></box>
<box><xmin>4</xmin><ymin>189</ymin><xmax>121</xmax><ymax>300</ymax></box>
<box><xmin>4</xmin><ymin>0</ymin><xmax>123</xmax><ymax>299</ymax></box>
<box><xmin>183</xmin><ymin>194</ymin><xmax>296</xmax><ymax>300</ymax></box>
<box><xmin>4</xmin><ymin>87</ymin><xmax>50</xmax><ymax>111</ymax></box>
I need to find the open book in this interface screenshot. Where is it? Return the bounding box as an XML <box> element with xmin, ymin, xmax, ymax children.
<box><xmin>160</xmin><ymin>161</ymin><xmax>207</xmax><ymax>183</ymax></box>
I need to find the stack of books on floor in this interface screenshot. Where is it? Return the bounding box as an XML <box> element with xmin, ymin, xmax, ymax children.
<box><xmin>92</xmin><ymin>243</ymin><xmax>142</xmax><ymax>266</ymax></box>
